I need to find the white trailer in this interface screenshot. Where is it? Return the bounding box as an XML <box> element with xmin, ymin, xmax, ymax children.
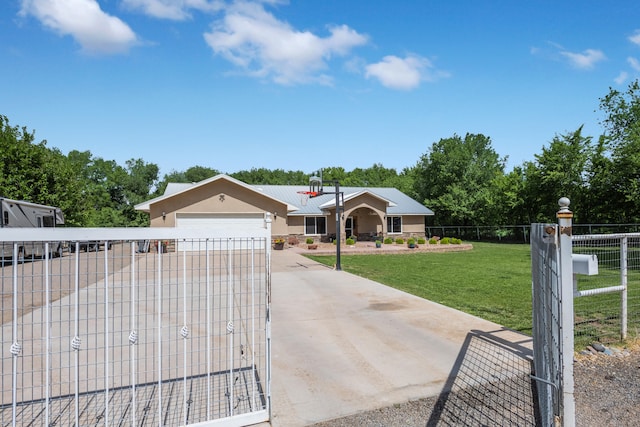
<box><xmin>0</xmin><ymin>197</ymin><xmax>65</xmax><ymax>259</ymax></box>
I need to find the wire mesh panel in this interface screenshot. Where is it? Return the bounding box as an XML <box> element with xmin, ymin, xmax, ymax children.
<box><xmin>426</xmin><ymin>329</ymin><xmax>537</xmax><ymax>426</ymax></box>
<box><xmin>573</xmin><ymin>233</ymin><xmax>640</xmax><ymax>346</ymax></box>
<box><xmin>1</xmin><ymin>226</ymin><xmax>271</xmax><ymax>427</ymax></box>
<box><xmin>531</xmin><ymin>224</ymin><xmax>562</xmax><ymax>427</ymax></box>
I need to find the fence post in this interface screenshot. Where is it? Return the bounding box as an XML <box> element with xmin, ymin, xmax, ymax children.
<box><xmin>557</xmin><ymin>197</ymin><xmax>576</xmax><ymax>427</ymax></box>
<box><xmin>620</xmin><ymin>236</ymin><xmax>628</xmax><ymax>340</ymax></box>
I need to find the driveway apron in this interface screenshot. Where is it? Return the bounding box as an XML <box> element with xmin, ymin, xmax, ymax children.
<box><xmin>268</xmin><ymin>249</ymin><xmax>529</xmax><ymax>426</ymax></box>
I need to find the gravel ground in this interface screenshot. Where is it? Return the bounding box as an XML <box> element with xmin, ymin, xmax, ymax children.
<box><xmin>574</xmin><ymin>342</ymin><xmax>640</xmax><ymax>426</ymax></box>
<box><xmin>311</xmin><ymin>343</ymin><xmax>640</xmax><ymax>427</ymax></box>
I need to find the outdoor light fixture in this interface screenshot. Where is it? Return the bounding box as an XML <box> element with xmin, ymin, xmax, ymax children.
<box><xmin>162</xmin><ymin>211</ymin><xmax>166</xmax><ymax>220</ymax></box>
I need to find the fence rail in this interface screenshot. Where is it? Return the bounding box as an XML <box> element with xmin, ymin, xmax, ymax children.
<box><xmin>1</xmin><ymin>226</ymin><xmax>271</xmax><ymax>427</ymax></box>
<box><xmin>572</xmin><ymin>233</ymin><xmax>640</xmax><ymax>346</ymax></box>
<box><xmin>426</xmin><ymin>223</ymin><xmax>640</xmax><ymax>243</ymax></box>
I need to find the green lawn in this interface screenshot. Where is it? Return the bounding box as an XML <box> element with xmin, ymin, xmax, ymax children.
<box><xmin>306</xmin><ymin>242</ymin><xmax>534</xmax><ymax>334</ymax></box>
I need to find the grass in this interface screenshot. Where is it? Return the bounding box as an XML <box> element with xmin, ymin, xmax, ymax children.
<box><xmin>306</xmin><ymin>242</ymin><xmax>534</xmax><ymax>334</ymax></box>
<box><xmin>307</xmin><ymin>241</ymin><xmax>640</xmax><ymax>348</ymax></box>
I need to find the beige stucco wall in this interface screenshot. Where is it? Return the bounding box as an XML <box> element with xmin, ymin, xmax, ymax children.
<box><xmin>149</xmin><ymin>180</ymin><xmax>289</xmax><ymax>235</ymax></box>
<box><xmin>400</xmin><ymin>215</ymin><xmax>427</xmax><ymax>236</ymax></box>
<box><xmin>285</xmin><ymin>194</ymin><xmax>426</xmax><ymax>239</ymax></box>
<box><xmin>145</xmin><ymin>180</ymin><xmax>427</xmax><ymax>239</ymax></box>
<box><xmin>286</xmin><ymin>215</ymin><xmax>306</xmax><ymax>236</ymax></box>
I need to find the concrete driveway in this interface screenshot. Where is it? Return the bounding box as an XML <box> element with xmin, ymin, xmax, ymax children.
<box><xmin>268</xmin><ymin>248</ymin><xmax>533</xmax><ymax>426</ymax></box>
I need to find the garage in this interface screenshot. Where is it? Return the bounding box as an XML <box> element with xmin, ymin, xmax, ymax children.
<box><xmin>175</xmin><ymin>212</ymin><xmax>267</xmax><ymax>251</ymax></box>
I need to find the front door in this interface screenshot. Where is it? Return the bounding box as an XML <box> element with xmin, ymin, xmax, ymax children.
<box><xmin>345</xmin><ymin>216</ymin><xmax>356</xmax><ymax>238</ymax></box>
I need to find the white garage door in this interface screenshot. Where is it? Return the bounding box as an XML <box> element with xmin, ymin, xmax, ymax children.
<box><xmin>176</xmin><ymin>213</ymin><xmax>267</xmax><ymax>251</ymax></box>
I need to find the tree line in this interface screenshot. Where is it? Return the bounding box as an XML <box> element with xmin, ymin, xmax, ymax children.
<box><xmin>2</xmin><ymin>81</ymin><xmax>640</xmax><ymax>227</ymax></box>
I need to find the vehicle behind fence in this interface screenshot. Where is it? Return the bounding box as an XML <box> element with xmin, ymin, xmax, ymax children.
<box><xmin>1</xmin><ymin>225</ymin><xmax>271</xmax><ymax>427</ymax></box>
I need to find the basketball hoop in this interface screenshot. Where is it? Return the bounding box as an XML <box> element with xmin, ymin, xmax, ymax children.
<box><xmin>297</xmin><ymin>191</ymin><xmax>317</xmax><ymax>206</ymax></box>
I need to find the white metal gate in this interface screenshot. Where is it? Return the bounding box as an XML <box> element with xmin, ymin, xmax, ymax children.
<box><xmin>1</xmin><ymin>224</ymin><xmax>271</xmax><ymax>426</ymax></box>
<box><xmin>531</xmin><ymin>223</ymin><xmax>563</xmax><ymax>426</ymax></box>
<box><xmin>530</xmin><ymin>199</ymin><xmax>576</xmax><ymax>427</ymax></box>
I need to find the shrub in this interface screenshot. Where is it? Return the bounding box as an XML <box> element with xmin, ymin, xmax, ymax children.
<box><xmin>440</xmin><ymin>237</ymin><xmax>451</xmax><ymax>244</ymax></box>
<box><xmin>452</xmin><ymin>238</ymin><xmax>462</xmax><ymax>244</ymax></box>
<box><xmin>306</xmin><ymin>237</ymin><xmax>314</xmax><ymax>244</ymax></box>
<box><xmin>417</xmin><ymin>237</ymin><xmax>426</xmax><ymax>245</ymax></box>
<box><xmin>429</xmin><ymin>238</ymin><xmax>438</xmax><ymax>244</ymax></box>
<box><xmin>395</xmin><ymin>238</ymin><xmax>404</xmax><ymax>244</ymax></box>
<box><xmin>349</xmin><ymin>235</ymin><xmax>357</xmax><ymax>242</ymax></box>
<box><xmin>407</xmin><ymin>238</ymin><xmax>416</xmax><ymax>245</ymax></box>
<box><xmin>346</xmin><ymin>238</ymin><xmax>355</xmax><ymax>245</ymax></box>
<box><xmin>383</xmin><ymin>237</ymin><xmax>393</xmax><ymax>244</ymax></box>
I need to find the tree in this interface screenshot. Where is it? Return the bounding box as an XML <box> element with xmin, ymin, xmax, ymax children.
<box><xmin>341</xmin><ymin>163</ymin><xmax>399</xmax><ymax>187</ymax></box>
<box><xmin>316</xmin><ymin>166</ymin><xmax>348</xmax><ymax>184</ymax></box>
<box><xmin>67</xmin><ymin>150</ymin><xmax>159</xmax><ymax>226</ymax></box>
<box><xmin>599</xmin><ymin>80</ymin><xmax>640</xmax><ymax>149</ymax></box>
<box><xmin>597</xmin><ymin>80</ymin><xmax>640</xmax><ymax>222</ymax></box>
<box><xmin>522</xmin><ymin>127</ymin><xmax>592</xmax><ymax>222</ymax></box>
<box><xmin>155</xmin><ymin>165</ymin><xmax>220</xmax><ymax>196</ymax></box>
<box><xmin>123</xmin><ymin>159</ymin><xmax>159</xmax><ymax>225</ymax></box>
<box><xmin>583</xmin><ymin>136</ymin><xmax>620</xmax><ymax>223</ymax></box>
<box><xmin>412</xmin><ymin>133</ymin><xmax>506</xmax><ymax>225</ymax></box>
<box><xmin>230</xmin><ymin>168</ymin><xmax>307</xmax><ymax>185</ymax></box>
<box><xmin>0</xmin><ymin>115</ymin><xmax>84</xmax><ymax>224</ymax></box>
<box><xmin>491</xmin><ymin>165</ymin><xmax>529</xmax><ymax>225</ymax></box>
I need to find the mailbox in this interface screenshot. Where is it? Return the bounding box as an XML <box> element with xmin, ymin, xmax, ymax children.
<box><xmin>572</xmin><ymin>254</ymin><xmax>598</xmax><ymax>276</ymax></box>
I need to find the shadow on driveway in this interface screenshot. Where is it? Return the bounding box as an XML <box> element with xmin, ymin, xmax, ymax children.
<box><xmin>426</xmin><ymin>328</ymin><xmax>539</xmax><ymax>426</ymax></box>
<box><xmin>312</xmin><ymin>328</ymin><xmax>539</xmax><ymax>427</ymax></box>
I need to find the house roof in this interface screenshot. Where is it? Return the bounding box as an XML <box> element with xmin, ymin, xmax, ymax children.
<box><xmin>255</xmin><ymin>185</ymin><xmax>433</xmax><ymax>216</ymax></box>
<box><xmin>135</xmin><ymin>174</ymin><xmax>298</xmax><ymax>212</ymax></box>
<box><xmin>136</xmin><ymin>174</ymin><xmax>434</xmax><ymax>216</ymax></box>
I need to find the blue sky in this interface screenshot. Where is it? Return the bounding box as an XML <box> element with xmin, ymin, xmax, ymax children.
<box><xmin>2</xmin><ymin>1</ymin><xmax>640</xmax><ymax>177</ymax></box>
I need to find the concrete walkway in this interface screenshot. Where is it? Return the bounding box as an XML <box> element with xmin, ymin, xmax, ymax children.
<box><xmin>267</xmin><ymin>248</ymin><xmax>532</xmax><ymax>426</ymax></box>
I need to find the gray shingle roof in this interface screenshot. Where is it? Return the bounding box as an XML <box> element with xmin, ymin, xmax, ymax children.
<box><xmin>254</xmin><ymin>185</ymin><xmax>434</xmax><ymax>216</ymax></box>
<box><xmin>136</xmin><ymin>174</ymin><xmax>434</xmax><ymax>216</ymax></box>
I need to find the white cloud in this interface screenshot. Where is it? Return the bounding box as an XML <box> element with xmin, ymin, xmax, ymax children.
<box><xmin>19</xmin><ymin>0</ymin><xmax>137</xmax><ymax>54</ymax></box>
<box><xmin>121</xmin><ymin>0</ymin><xmax>223</xmax><ymax>21</ymax></box>
<box><xmin>629</xmin><ymin>30</ymin><xmax>640</xmax><ymax>46</ymax></box>
<box><xmin>628</xmin><ymin>57</ymin><xmax>640</xmax><ymax>72</ymax></box>
<box><xmin>364</xmin><ymin>55</ymin><xmax>446</xmax><ymax>90</ymax></box>
<box><xmin>614</xmin><ymin>71</ymin><xmax>628</xmax><ymax>85</ymax></box>
<box><xmin>203</xmin><ymin>1</ymin><xmax>368</xmax><ymax>85</ymax></box>
<box><xmin>559</xmin><ymin>48</ymin><xmax>606</xmax><ymax>70</ymax></box>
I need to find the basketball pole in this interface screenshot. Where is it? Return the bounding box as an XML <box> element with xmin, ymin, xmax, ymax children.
<box><xmin>333</xmin><ymin>181</ymin><xmax>342</xmax><ymax>271</ymax></box>
<box><xmin>318</xmin><ymin>180</ymin><xmax>342</xmax><ymax>271</ymax></box>
<box><xmin>308</xmin><ymin>172</ymin><xmax>343</xmax><ymax>271</ymax></box>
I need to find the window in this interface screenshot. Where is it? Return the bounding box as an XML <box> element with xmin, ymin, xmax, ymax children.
<box><xmin>3</xmin><ymin>211</ymin><xmax>7</xmax><ymax>226</ymax></box>
<box><xmin>43</xmin><ymin>216</ymin><xmax>55</xmax><ymax>227</ymax></box>
<box><xmin>387</xmin><ymin>216</ymin><xmax>402</xmax><ymax>234</ymax></box>
<box><xmin>305</xmin><ymin>216</ymin><xmax>327</xmax><ymax>235</ymax></box>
